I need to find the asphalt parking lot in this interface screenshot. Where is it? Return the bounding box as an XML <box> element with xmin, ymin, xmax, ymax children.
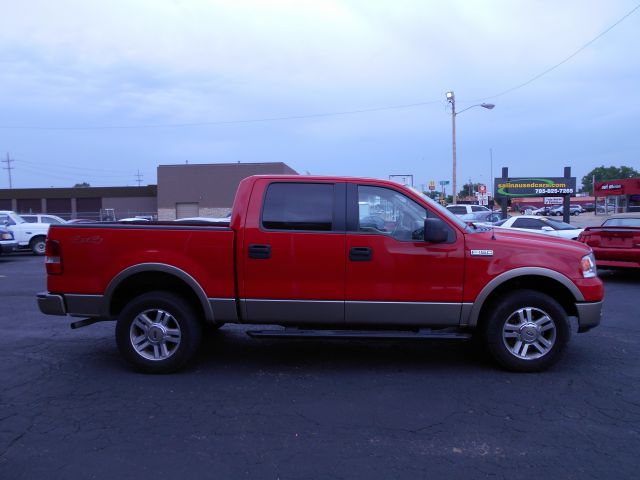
<box><xmin>1</xmin><ymin>254</ymin><xmax>639</xmax><ymax>479</ymax></box>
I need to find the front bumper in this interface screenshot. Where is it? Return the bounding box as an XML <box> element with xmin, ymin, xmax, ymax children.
<box><xmin>0</xmin><ymin>241</ymin><xmax>18</xmax><ymax>254</ymax></box>
<box><xmin>576</xmin><ymin>301</ymin><xmax>603</xmax><ymax>333</ymax></box>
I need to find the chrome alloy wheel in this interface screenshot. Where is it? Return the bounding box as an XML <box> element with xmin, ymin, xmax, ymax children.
<box><xmin>129</xmin><ymin>309</ymin><xmax>182</xmax><ymax>361</ymax></box>
<box><xmin>502</xmin><ymin>307</ymin><xmax>557</xmax><ymax>360</ymax></box>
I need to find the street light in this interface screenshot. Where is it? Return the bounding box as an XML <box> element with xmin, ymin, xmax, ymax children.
<box><xmin>446</xmin><ymin>91</ymin><xmax>495</xmax><ymax>204</ymax></box>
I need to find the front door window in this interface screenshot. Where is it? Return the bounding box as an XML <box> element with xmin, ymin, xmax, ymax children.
<box><xmin>357</xmin><ymin>185</ymin><xmax>429</xmax><ymax>241</ymax></box>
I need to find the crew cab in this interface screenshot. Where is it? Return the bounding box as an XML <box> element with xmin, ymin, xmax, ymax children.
<box><xmin>0</xmin><ymin>210</ymin><xmax>50</xmax><ymax>255</ymax></box>
<box><xmin>37</xmin><ymin>176</ymin><xmax>604</xmax><ymax>373</ymax></box>
<box><xmin>578</xmin><ymin>216</ymin><xmax>640</xmax><ymax>269</ymax></box>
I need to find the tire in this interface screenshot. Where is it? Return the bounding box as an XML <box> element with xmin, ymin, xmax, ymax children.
<box><xmin>116</xmin><ymin>291</ymin><xmax>203</xmax><ymax>373</ymax></box>
<box><xmin>30</xmin><ymin>236</ymin><xmax>46</xmax><ymax>255</ymax></box>
<box><xmin>483</xmin><ymin>290</ymin><xmax>571</xmax><ymax>372</ymax></box>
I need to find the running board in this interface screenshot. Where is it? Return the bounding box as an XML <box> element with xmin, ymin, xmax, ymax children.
<box><xmin>246</xmin><ymin>328</ymin><xmax>472</xmax><ymax>341</ymax></box>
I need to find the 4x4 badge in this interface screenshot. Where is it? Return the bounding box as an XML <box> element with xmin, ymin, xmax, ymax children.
<box><xmin>471</xmin><ymin>249</ymin><xmax>494</xmax><ymax>256</ymax></box>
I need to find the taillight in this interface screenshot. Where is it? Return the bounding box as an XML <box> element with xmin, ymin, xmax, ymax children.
<box><xmin>45</xmin><ymin>240</ymin><xmax>63</xmax><ymax>274</ymax></box>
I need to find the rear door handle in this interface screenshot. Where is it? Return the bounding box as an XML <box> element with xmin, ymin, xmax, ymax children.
<box><xmin>248</xmin><ymin>244</ymin><xmax>271</xmax><ymax>259</ymax></box>
<box><xmin>349</xmin><ymin>246</ymin><xmax>372</xmax><ymax>261</ymax></box>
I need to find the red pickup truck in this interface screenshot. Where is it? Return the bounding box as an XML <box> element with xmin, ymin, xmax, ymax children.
<box><xmin>38</xmin><ymin>175</ymin><xmax>603</xmax><ymax>373</ymax></box>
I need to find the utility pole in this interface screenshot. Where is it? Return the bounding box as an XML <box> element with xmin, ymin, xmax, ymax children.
<box><xmin>135</xmin><ymin>170</ymin><xmax>143</xmax><ymax>187</ymax></box>
<box><xmin>447</xmin><ymin>92</ymin><xmax>458</xmax><ymax>204</ymax></box>
<box><xmin>446</xmin><ymin>91</ymin><xmax>495</xmax><ymax>205</ymax></box>
<box><xmin>490</xmin><ymin>148</ymin><xmax>493</xmax><ymax>198</ymax></box>
<box><xmin>2</xmin><ymin>153</ymin><xmax>14</xmax><ymax>189</ymax></box>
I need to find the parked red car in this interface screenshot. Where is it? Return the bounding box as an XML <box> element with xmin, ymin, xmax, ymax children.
<box><xmin>578</xmin><ymin>216</ymin><xmax>640</xmax><ymax>269</ymax></box>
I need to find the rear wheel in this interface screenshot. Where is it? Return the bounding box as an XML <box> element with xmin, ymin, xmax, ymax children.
<box><xmin>30</xmin><ymin>236</ymin><xmax>46</xmax><ymax>255</ymax></box>
<box><xmin>116</xmin><ymin>291</ymin><xmax>202</xmax><ymax>373</ymax></box>
<box><xmin>484</xmin><ymin>290</ymin><xmax>571</xmax><ymax>372</ymax></box>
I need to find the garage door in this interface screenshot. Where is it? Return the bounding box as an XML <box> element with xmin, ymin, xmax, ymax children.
<box><xmin>176</xmin><ymin>202</ymin><xmax>199</xmax><ymax>219</ymax></box>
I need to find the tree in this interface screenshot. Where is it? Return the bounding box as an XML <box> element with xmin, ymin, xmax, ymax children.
<box><xmin>73</xmin><ymin>182</ymin><xmax>91</xmax><ymax>188</ymax></box>
<box><xmin>457</xmin><ymin>182</ymin><xmax>483</xmax><ymax>199</ymax></box>
<box><xmin>581</xmin><ymin>166</ymin><xmax>639</xmax><ymax>193</ymax></box>
<box><xmin>423</xmin><ymin>190</ymin><xmax>439</xmax><ymax>200</ymax></box>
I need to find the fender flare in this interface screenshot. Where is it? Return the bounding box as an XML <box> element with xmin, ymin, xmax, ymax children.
<box><xmin>103</xmin><ymin>263</ymin><xmax>215</xmax><ymax>323</ymax></box>
<box><xmin>464</xmin><ymin>267</ymin><xmax>583</xmax><ymax>327</ymax></box>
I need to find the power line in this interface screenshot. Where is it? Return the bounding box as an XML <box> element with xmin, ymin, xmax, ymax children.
<box><xmin>0</xmin><ymin>2</ymin><xmax>636</xmax><ymax>132</ymax></box>
<box><xmin>16</xmin><ymin>163</ymin><xmax>135</xmax><ymax>180</ymax></box>
<box><xmin>15</xmin><ymin>158</ymin><xmax>132</xmax><ymax>175</ymax></box>
<box><xmin>0</xmin><ymin>100</ymin><xmax>442</xmax><ymax>131</ymax></box>
<box><xmin>479</xmin><ymin>1</ymin><xmax>640</xmax><ymax>100</ymax></box>
<box><xmin>135</xmin><ymin>170</ymin><xmax>143</xmax><ymax>186</ymax></box>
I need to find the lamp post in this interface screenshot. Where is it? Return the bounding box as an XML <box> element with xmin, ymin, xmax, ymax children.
<box><xmin>445</xmin><ymin>91</ymin><xmax>494</xmax><ymax>204</ymax></box>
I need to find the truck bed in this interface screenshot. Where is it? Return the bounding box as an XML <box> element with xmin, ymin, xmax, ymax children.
<box><xmin>47</xmin><ymin>223</ymin><xmax>236</xmax><ymax>298</ymax></box>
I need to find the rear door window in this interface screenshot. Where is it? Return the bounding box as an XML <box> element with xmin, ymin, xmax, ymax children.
<box><xmin>262</xmin><ymin>183</ymin><xmax>334</xmax><ymax>231</ymax></box>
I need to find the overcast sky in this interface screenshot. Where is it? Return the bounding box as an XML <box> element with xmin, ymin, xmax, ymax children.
<box><xmin>1</xmin><ymin>0</ymin><xmax>639</xmax><ymax>192</ymax></box>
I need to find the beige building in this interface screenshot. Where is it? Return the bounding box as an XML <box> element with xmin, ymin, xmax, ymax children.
<box><xmin>0</xmin><ymin>162</ymin><xmax>298</xmax><ymax>221</ymax></box>
<box><xmin>157</xmin><ymin>162</ymin><xmax>298</xmax><ymax>220</ymax></box>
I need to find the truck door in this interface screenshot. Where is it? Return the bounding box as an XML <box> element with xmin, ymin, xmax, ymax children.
<box><xmin>240</xmin><ymin>180</ymin><xmax>346</xmax><ymax>325</ymax></box>
<box><xmin>344</xmin><ymin>184</ymin><xmax>465</xmax><ymax>327</ymax></box>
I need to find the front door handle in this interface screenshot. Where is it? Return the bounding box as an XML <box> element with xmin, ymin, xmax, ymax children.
<box><xmin>248</xmin><ymin>244</ymin><xmax>271</xmax><ymax>259</ymax></box>
<box><xmin>349</xmin><ymin>246</ymin><xmax>372</xmax><ymax>261</ymax></box>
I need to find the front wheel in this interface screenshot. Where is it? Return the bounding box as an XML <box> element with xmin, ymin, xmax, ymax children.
<box><xmin>30</xmin><ymin>236</ymin><xmax>46</xmax><ymax>255</ymax></box>
<box><xmin>116</xmin><ymin>291</ymin><xmax>202</xmax><ymax>373</ymax></box>
<box><xmin>483</xmin><ymin>290</ymin><xmax>571</xmax><ymax>372</ymax></box>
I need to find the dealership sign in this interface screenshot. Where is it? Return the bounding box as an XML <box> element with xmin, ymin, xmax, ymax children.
<box><xmin>494</xmin><ymin>177</ymin><xmax>577</xmax><ymax>198</ymax></box>
<box><xmin>597</xmin><ymin>182</ymin><xmax>624</xmax><ymax>194</ymax></box>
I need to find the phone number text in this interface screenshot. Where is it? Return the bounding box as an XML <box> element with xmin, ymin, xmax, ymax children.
<box><xmin>534</xmin><ymin>188</ymin><xmax>574</xmax><ymax>194</ymax></box>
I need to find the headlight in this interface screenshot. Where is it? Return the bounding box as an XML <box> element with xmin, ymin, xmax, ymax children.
<box><xmin>1</xmin><ymin>232</ymin><xmax>13</xmax><ymax>240</ymax></box>
<box><xmin>580</xmin><ymin>253</ymin><xmax>597</xmax><ymax>278</ymax></box>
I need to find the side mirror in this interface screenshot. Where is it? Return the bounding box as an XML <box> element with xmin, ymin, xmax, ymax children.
<box><xmin>541</xmin><ymin>226</ymin><xmax>554</xmax><ymax>232</ymax></box>
<box><xmin>424</xmin><ymin>218</ymin><xmax>449</xmax><ymax>243</ymax></box>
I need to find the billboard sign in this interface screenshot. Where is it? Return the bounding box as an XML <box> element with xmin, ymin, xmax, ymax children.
<box><xmin>494</xmin><ymin>177</ymin><xmax>576</xmax><ymax>198</ymax></box>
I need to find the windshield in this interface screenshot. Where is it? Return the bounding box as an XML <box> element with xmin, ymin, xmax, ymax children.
<box><xmin>603</xmin><ymin>218</ymin><xmax>640</xmax><ymax>227</ymax></box>
<box><xmin>545</xmin><ymin>218</ymin><xmax>577</xmax><ymax>231</ymax></box>
<box><xmin>0</xmin><ymin>212</ymin><xmax>25</xmax><ymax>225</ymax></box>
<box><xmin>406</xmin><ymin>187</ymin><xmax>471</xmax><ymax>231</ymax></box>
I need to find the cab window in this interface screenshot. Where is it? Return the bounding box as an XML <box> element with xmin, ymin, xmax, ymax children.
<box><xmin>356</xmin><ymin>185</ymin><xmax>435</xmax><ymax>241</ymax></box>
<box><xmin>262</xmin><ymin>183</ymin><xmax>334</xmax><ymax>231</ymax></box>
